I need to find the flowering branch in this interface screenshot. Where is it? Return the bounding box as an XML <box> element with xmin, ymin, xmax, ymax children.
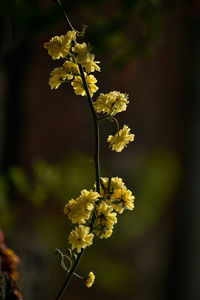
<box><xmin>44</xmin><ymin>1</ymin><xmax>135</xmax><ymax>299</ymax></box>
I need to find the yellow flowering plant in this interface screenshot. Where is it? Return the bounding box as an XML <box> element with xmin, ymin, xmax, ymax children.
<box><xmin>45</xmin><ymin>1</ymin><xmax>135</xmax><ymax>299</ymax></box>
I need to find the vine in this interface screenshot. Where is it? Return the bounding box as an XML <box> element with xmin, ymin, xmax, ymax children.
<box><xmin>44</xmin><ymin>1</ymin><xmax>135</xmax><ymax>299</ymax></box>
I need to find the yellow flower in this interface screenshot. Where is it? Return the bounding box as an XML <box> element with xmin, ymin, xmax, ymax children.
<box><xmin>80</xmin><ymin>189</ymin><xmax>99</xmax><ymax>210</ymax></box>
<box><xmin>64</xmin><ymin>198</ymin><xmax>91</xmax><ymax>224</ymax></box>
<box><xmin>64</xmin><ymin>189</ymin><xmax>99</xmax><ymax>224</ymax></box>
<box><xmin>65</xmin><ymin>30</ymin><xmax>77</xmax><ymax>43</ymax></box>
<box><xmin>83</xmin><ymin>54</ymin><xmax>100</xmax><ymax>73</ymax></box>
<box><xmin>94</xmin><ymin>91</ymin><xmax>129</xmax><ymax>115</ymax></box>
<box><xmin>47</xmin><ymin>31</ymin><xmax>76</xmax><ymax>59</ymax></box>
<box><xmin>49</xmin><ymin>67</ymin><xmax>68</xmax><ymax>89</ymax></box>
<box><xmin>71</xmin><ymin>73</ymin><xmax>98</xmax><ymax>97</ymax></box>
<box><xmin>99</xmin><ymin>177</ymin><xmax>126</xmax><ymax>196</ymax></box>
<box><xmin>72</xmin><ymin>42</ymin><xmax>90</xmax><ymax>64</ymax></box>
<box><xmin>44</xmin><ymin>31</ymin><xmax>76</xmax><ymax>60</ymax></box>
<box><xmin>63</xmin><ymin>60</ymin><xmax>79</xmax><ymax>77</ymax></box>
<box><xmin>112</xmin><ymin>188</ymin><xmax>135</xmax><ymax>214</ymax></box>
<box><xmin>94</xmin><ymin>201</ymin><xmax>117</xmax><ymax>239</ymax></box>
<box><xmin>85</xmin><ymin>272</ymin><xmax>95</xmax><ymax>287</ymax></box>
<box><xmin>107</xmin><ymin>125</ymin><xmax>135</xmax><ymax>152</ymax></box>
<box><xmin>44</xmin><ymin>36</ymin><xmax>67</xmax><ymax>60</ymax></box>
<box><xmin>68</xmin><ymin>225</ymin><xmax>94</xmax><ymax>253</ymax></box>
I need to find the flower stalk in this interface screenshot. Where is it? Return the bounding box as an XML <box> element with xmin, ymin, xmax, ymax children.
<box><xmin>45</xmin><ymin>1</ymin><xmax>135</xmax><ymax>298</ymax></box>
<box><xmin>78</xmin><ymin>63</ymin><xmax>100</xmax><ymax>193</ymax></box>
<box><xmin>54</xmin><ymin>2</ymin><xmax>100</xmax><ymax>299</ymax></box>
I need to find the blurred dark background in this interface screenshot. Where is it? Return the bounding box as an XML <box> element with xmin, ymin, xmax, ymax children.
<box><xmin>0</xmin><ymin>0</ymin><xmax>200</xmax><ymax>299</ymax></box>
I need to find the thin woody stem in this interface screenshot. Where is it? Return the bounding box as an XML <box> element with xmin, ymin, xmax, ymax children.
<box><xmin>54</xmin><ymin>1</ymin><xmax>101</xmax><ymax>299</ymax></box>
<box><xmin>78</xmin><ymin>64</ymin><xmax>100</xmax><ymax>193</ymax></box>
<box><xmin>110</xmin><ymin>116</ymin><xmax>120</xmax><ymax>133</ymax></box>
<box><xmin>56</xmin><ymin>0</ymin><xmax>75</xmax><ymax>31</ymax></box>
<box><xmin>55</xmin><ymin>250</ymin><xmax>84</xmax><ymax>300</ymax></box>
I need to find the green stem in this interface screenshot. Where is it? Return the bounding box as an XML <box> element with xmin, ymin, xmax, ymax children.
<box><xmin>110</xmin><ymin>116</ymin><xmax>120</xmax><ymax>133</ymax></box>
<box><xmin>55</xmin><ymin>250</ymin><xmax>84</xmax><ymax>300</ymax></box>
<box><xmin>78</xmin><ymin>64</ymin><xmax>100</xmax><ymax>193</ymax></box>
<box><xmin>56</xmin><ymin>0</ymin><xmax>75</xmax><ymax>31</ymax></box>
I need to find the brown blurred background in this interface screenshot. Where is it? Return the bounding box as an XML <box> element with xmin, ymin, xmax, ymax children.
<box><xmin>0</xmin><ymin>0</ymin><xmax>200</xmax><ymax>299</ymax></box>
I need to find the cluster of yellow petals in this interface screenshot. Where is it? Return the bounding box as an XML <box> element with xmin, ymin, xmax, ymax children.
<box><xmin>99</xmin><ymin>177</ymin><xmax>135</xmax><ymax>214</ymax></box>
<box><xmin>112</xmin><ymin>188</ymin><xmax>135</xmax><ymax>214</ymax></box>
<box><xmin>107</xmin><ymin>125</ymin><xmax>135</xmax><ymax>152</ymax></box>
<box><xmin>71</xmin><ymin>73</ymin><xmax>98</xmax><ymax>97</ymax></box>
<box><xmin>93</xmin><ymin>91</ymin><xmax>134</xmax><ymax>153</ymax></box>
<box><xmin>44</xmin><ymin>30</ymin><xmax>100</xmax><ymax>95</ymax></box>
<box><xmin>44</xmin><ymin>31</ymin><xmax>76</xmax><ymax>60</ymax></box>
<box><xmin>72</xmin><ymin>43</ymin><xmax>100</xmax><ymax>72</ymax></box>
<box><xmin>49</xmin><ymin>60</ymin><xmax>79</xmax><ymax>89</ymax></box>
<box><xmin>72</xmin><ymin>42</ymin><xmax>90</xmax><ymax>63</ymax></box>
<box><xmin>94</xmin><ymin>91</ymin><xmax>129</xmax><ymax>116</ymax></box>
<box><xmin>99</xmin><ymin>176</ymin><xmax>126</xmax><ymax>196</ymax></box>
<box><xmin>93</xmin><ymin>201</ymin><xmax>117</xmax><ymax>239</ymax></box>
<box><xmin>64</xmin><ymin>177</ymin><xmax>135</xmax><ymax>252</ymax></box>
<box><xmin>68</xmin><ymin>225</ymin><xmax>94</xmax><ymax>253</ymax></box>
<box><xmin>49</xmin><ymin>67</ymin><xmax>68</xmax><ymax>89</ymax></box>
<box><xmin>64</xmin><ymin>189</ymin><xmax>99</xmax><ymax>224</ymax></box>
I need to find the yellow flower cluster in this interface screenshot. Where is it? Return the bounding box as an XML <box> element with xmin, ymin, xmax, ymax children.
<box><xmin>44</xmin><ymin>31</ymin><xmax>76</xmax><ymax>59</ymax></box>
<box><xmin>45</xmin><ymin>30</ymin><xmax>135</xmax><ymax>153</ymax></box>
<box><xmin>44</xmin><ymin>30</ymin><xmax>100</xmax><ymax>95</ymax></box>
<box><xmin>92</xmin><ymin>90</ymin><xmax>134</xmax><ymax>153</ymax></box>
<box><xmin>64</xmin><ymin>189</ymin><xmax>99</xmax><ymax>224</ymax></box>
<box><xmin>98</xmin><ymin>177</ymin><xmax>135</xmax><ymax>214</ymax></box>
<box><xmin>94</xmin><ymin>201</ymin><xmax>117</xmax><ymax>239</ymax></box>
<box><xmin>64</xmin><ymin>177</ymin><xmax>134</xmax><ymax>252</ymax></box>
<box><xmin>93</xmin><ymin>92</ymin><xmax>134</xmax><ymax>152</ymax></box>
<box><xmin>71</xmin><ymin>73</ymin><xmax>98</xmax><ymax>97</ymax></box>
<box><xmin>93</xmin><ymin>88</ymin><xmax>134</xmax><ymax>154</ymax></box>
<box><xmin>94</xmin><ymin>91</ymin><xmax>129</xmax><ymax>116</ymax></box>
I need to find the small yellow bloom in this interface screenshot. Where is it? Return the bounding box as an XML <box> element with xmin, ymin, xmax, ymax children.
<box><xmin>72</xmin><ymin>42</ymin><xmax>90</xmax><ymax>64</ymax></box>
<box><xmin>107</xmin><ymin>125</ymin><xmax>135</xmax><ymax>152</ymax></box>
<box><xmin>71</xmin><ymin>73</ymin><xmax>98</xmax><ymax>97</ymax></box>
<box><xmin>85</xmin><ymin>272</ymin><xmax>95</xmax><ymax>287</ymax></box>
<box><xmin>112</xmin><ymin>188</ymin><xmax>135</xmax><ymax>214</ymax></box>
<box><xmin>49</xmin><ymin>67</ymin><xmax>68</xmax><ymax>89</ymax></box>
<box><xmin>96</xmin><ymin>201</ymin><xmax>117</xmax><ymax>228</ymax></box>
<box><xmin>83</xmin><ymin>54</ymin><xmax>100</xmax><ymax>73</ymax></box>
<box><xmin>64</xmin><ymin>189</ymin><xmax>99</xmax><ymax>224</ymax></box>
<box><xmin>99</xmin><ymin>177</ymin><xmax>126</xmax><ymax>196</ymax></box>
<box><xmin>94</xmin><ymin>91</ymin><xmax>129</xmax><ymax>115</ymax></box>
<box><xmin>44</xmin><ymin>31</ymin><xmax>76</xmax><ymax>60</ymax></box>
<box><xmin>63</xmin><ymin>60</ymin><xmax>79</xmax><ymax>76</ymax></box>
<box><xmin>80</xmin><ymin>189</ymin><xmax>99</xmax><ymax>208</ymax></box>
<box><xmin>65</xmin><ymin>30</ymin><xmax>77</xmax><ymax>43</ymax></box>
<box><xmin>94</xmin><ymin>201</ymin><xmax>117</xmax><ymax>239</ymax></box>
<box><xmin>44</xmin><ymin>36</ymin><xmax>67</xmax><ymax>60</ymax></box>
<box><xmin>68</xmin><ymin>225</ymin><xmax>94</xmax><ymax>253</ymax></box>
<box><xmin>64</xmin><ymin>198</ymin><xmax>91</xmax><ymax>224</ymax></box>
